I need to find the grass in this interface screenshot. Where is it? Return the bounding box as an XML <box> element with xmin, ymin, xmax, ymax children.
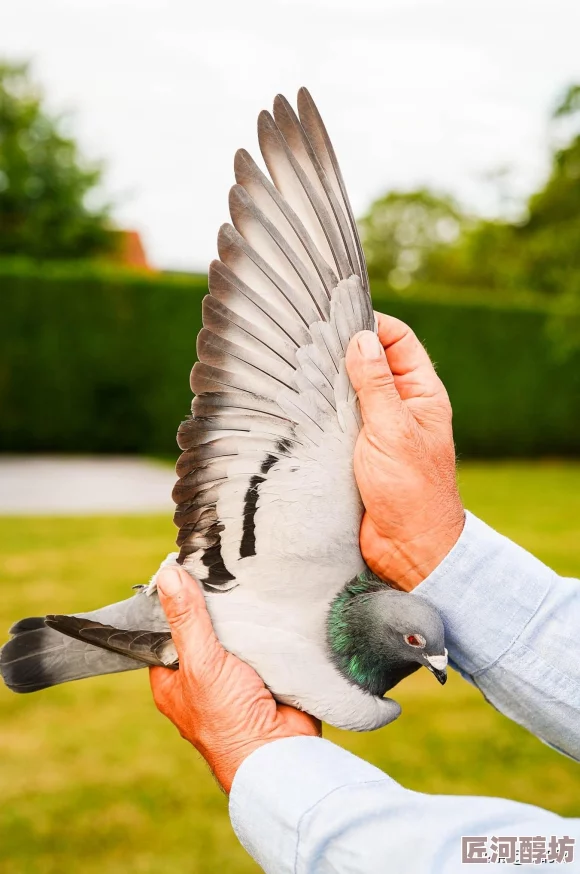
<box><xmin>0</xmin><ymin>461</ymin><xmax>579</xmax><ymax>873</ymax></box>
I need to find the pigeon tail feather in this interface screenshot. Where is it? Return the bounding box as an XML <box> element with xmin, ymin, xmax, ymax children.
<box><xmin>0</xmin><ymin>619</ymin><xmax>145</xmax><ymax>693</ymax></box>
<box><xmin>0</xmin><ymin>589</ymin><xmax>174</xmax><ymax>693</ymax></box>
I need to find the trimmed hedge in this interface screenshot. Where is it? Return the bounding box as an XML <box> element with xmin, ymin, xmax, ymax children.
<box><xmin>1</xmin><ymin>261</ymin><xmax>579</xmax><ymax>457</ymax></box>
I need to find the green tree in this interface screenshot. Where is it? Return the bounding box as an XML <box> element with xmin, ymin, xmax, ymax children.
<box><xmin>0</xmin><ymin>60</ymin><xmax>114</xmax><ymax>260</ymax></box>
<box><xmin>359</xmin><ymin>189</ymin><xmax>470</xmax><ymax>290</ymax></box>
<box><xmin>360</xmin><ymin>84</ymin><xmax>580</xmax><ymax>300</ymax></box>
<box><xmin>511</xmin><ymin>84</ymin><xmax>580</xmax><ymax>298</ymax></box>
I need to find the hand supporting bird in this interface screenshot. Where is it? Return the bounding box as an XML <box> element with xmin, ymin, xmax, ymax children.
<box><xmin>346</xmin><ymin>314</ymin><xmax>465</xmax><ymax>592</ymax></box>
<box><xmin>151</xmin><ymin>312</ymin><xmax>464</xmax><ymax>791</ymax></box>
<box><xmin>150</xmin><ymin>567</ymin><xmax>320</xmax><ymax>794</ymax></box>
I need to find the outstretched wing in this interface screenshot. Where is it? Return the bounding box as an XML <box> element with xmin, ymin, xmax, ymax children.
<box><xmin>173</xmin><ymin>88</ymin><xmax>373</xmax><ymax>593</ymax></box>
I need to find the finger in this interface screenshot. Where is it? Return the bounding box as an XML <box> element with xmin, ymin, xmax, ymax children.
<box><xmin>156</xmin><ymin>567</ymin><xmax>218</xmax><ymax>665</ymax></box>
<box><xmin>375</xmin><ymin>313</ymin><xmax>443</xmax><ymax>399</ymax></box>
<box><xmin>345</xmin><ymin>330</ymin><xmax>404</xmax><ymax>433</ymax></box>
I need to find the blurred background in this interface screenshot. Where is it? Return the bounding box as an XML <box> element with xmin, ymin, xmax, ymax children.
<box><xmin>1</xmin><ymin>1</ymin><xmax>579</xmax><ymax>872</ymax></box>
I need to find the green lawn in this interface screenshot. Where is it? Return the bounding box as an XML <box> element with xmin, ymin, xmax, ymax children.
<box><xmin>0</xmin><ymin>461</ymin><xmax>579</xmax><ymax>874</ymax></box>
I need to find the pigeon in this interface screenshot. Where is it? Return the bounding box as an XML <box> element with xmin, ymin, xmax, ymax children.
<box><xmin>0</xmin><ymin>89</ymin><xmax>448</xmax><ymax>731</ymax></box>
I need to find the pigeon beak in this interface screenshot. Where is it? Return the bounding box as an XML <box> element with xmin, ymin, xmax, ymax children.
<box><xmin>425</xmin><ymin>649</ymin><xmax>448</xmax><ymax>685</ymax></box>
<box><xmin>429</xmin><ymin>666</ymin><xmax>447</xmax><ymax>685</ymax></box>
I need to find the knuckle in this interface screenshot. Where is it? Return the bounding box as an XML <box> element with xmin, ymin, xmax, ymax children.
<box><xmin>362</xmin><ymin>367</ymin><xmax>397</xmax><ymax>395</ymax></box>
<box><xmin>196</xmin><ymin>643</ymin><xmax>228</xmax><ymax>685</ymax></box>
<box><xmin>169</xmin><ymin>610</ymin><xmax>191</xmax><ymax>631</ymax></box>
<box><xmin>369</xmin><ymin>370</ymin><xmax>394</xmax><ymax>389</ymax></box>
<box><xmin>166</xmin><ymin>599</ymin><xmax>197</xmax><ymax>630</ymax></box>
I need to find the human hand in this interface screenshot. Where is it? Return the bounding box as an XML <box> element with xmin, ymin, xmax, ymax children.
<box><xmin>345</xmin><ymin>313</ymin><xmax>465</xmax><ymax>591</ymax></box>
<box><xmin>149</xmin><ymin>568</ymin><xmax>320</xmax><ymax>793</ymax></box>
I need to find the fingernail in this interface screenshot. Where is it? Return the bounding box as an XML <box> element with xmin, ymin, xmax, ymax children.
<box><xmin>158</xmin><ymin>569</ymin><xmax>183</xmax><ymax>597</ymax></box>
<box><xmin>357</xmin><ymin>331</ymin><xmax>383</xmax><ymax>360</ymax></box>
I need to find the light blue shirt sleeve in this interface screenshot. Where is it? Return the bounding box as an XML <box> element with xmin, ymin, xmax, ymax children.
<box><xmin>415</xmin><ymin>511</ymin><xmax>580</xmax><ymax>761</ymax></box>
<box><xmin>230</xmin><ymin>737</ymin><xmax>580</xmax><ymax>873</ymax></box>
<box><xmin>229</xmin><ymin>512</ymin><xmax>580</xmax><ymax>873</ymax></box>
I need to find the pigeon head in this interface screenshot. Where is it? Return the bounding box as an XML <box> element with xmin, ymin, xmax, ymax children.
<box><xmin>327</xmin><ymin>571</ymin><xmax>447</xmax><ymax>697</ymax></box>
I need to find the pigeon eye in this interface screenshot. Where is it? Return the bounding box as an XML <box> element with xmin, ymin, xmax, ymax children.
<box><xmin>404</xmin><ymin>633</ymin><xmax>426</xmax><ymax>648</ymax></box>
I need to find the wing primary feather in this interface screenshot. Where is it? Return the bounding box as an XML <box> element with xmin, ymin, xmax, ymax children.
<box><xmin>273</xmin><ymin>94</ymin><xmax>359</xmax><ymax>279</ymax></box>
<box><xmin>192</xmin><ymin>389</ymin><xmax>294</xmax><ymax>420</ymax></box>
<box><xmin>297</xmin><ymin>87</ymin><xmax>370</xmax><ymax>294</ymax></box>
<box><xmin>191</xmin><ymin>361</ymin><xmax>298</xmax><ymax>400</ymax></box>
<box><xmin>203</xmin><ymin>292</ymin><xmax>298</xmax><ymax>368</ymax></box>
<box><xmin>229</xmin><ymin>184</ymin><xmax>329</xmax><ymax>320</ymax></box>
<box><xmin>234</xmin><ymin>148</ymin><xmax>337</xmax><ymax>298</ymax></box>
<box><xmin>209</xmin><ymin>260</ymin><xmax>309</xmax><ymax>349</ymax></box>
<box><xmin>257</xmin><ymin>110</ymin><xmax>352</xmax><ymax>281</ymax></box>
<box><xmin>197</xmin><ymin>327</ymin><xmax>298</xmax><ymax>392</ymax></box>
<box><xmin>217</xmin><ymin>223</ymin><xmax>314</xmax><ymax>329</ymax></box>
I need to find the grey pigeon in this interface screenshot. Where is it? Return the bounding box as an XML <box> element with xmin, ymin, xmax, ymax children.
<box><xmin>0</xmin><ymin>89</ymin><xmax>448</xmax><ymax>731</ymax></box>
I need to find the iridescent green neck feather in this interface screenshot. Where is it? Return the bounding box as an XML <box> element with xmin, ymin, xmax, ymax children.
<box><xmin>327</xmin><ymin>570</ymin><xmax>421</xmax><ymax>696</ymax></box>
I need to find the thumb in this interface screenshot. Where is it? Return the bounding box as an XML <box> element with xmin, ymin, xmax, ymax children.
<box><xmin>346</xmin><ymin>331</ymin><xmax>403</xmax><ymax>432</ymax></box>
<box><xmin>156</xmin><ymin>567</ymin><xmax>217</xmax><ymax>663</ymax></box>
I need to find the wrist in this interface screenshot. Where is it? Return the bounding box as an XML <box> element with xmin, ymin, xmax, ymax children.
<box><xmin>206</xmin><ymin>738</ymin><xmax>276</xmax><ymax>794</ymax></box>
<box><xmin>205</xmin><ymin>715</ymin><xmax>321</xmax><ymax>793</ymax></box>
<box><xmin>365</xmin><ymin>507</ymin><xmax>466</xmax><ymax>591</ymax></box>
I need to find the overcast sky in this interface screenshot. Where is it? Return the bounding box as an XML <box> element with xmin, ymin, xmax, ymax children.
<box><xmin>4</xmin><ymin>0</ymin><xmax>580</xmax><ymax>270</ymax></box>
